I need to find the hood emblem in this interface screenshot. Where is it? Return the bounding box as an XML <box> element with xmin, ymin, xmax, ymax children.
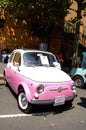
<box><xmin>57</xmin><ymin>87</ymin><xmax>62</xmax><ymax>92</ymax></box>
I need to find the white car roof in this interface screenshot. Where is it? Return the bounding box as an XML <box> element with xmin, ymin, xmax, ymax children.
<box><xmin>13</xmin><ymin>49</ymin><xmax>54</xmax><ymax>55</ymax></box>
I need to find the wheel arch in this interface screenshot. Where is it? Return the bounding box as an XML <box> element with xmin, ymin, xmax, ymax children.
<box><xmin>73</xmin><ymin>74</ymin><xmax>83</xmax><ymax>79</ymax></box>
<box><xmin>18</xmin><ymin>85</ymin><xmax>24</xmax><ymax>93</ymax></box>
<box><xmin>72</xmin><ymin>74</ymin><xmax>84</xmax><ymax>88</ymax></box>
<box><xmin>72</xmin><ymin>74</ymin><xmax>84</xmax><ymax>82</ymax></box>
<box><xmin>18</xmin><ymin>83</ymin><xmax>32</xmax><ymax>102</ymax></box>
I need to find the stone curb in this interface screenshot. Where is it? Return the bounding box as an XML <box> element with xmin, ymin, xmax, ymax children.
<box><xmin>0</xmin><ymin>73</ymin><xmax>4</xmax><ymax>84</ymax></box>
<box><xmin>0</xmin><ymin>72</ymin><xmax>4</xmax><ymax>84</ymax></box>
<box><xmin>0</xmin><ymin>73</ymin><xmax>3</xmax><ymax>77</ymax></box>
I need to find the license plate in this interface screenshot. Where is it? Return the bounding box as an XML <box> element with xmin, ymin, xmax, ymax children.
<box><xmin>54</xmin><ymin>96</ymin><xmax>65</xmax><ymax>106</ymax></box>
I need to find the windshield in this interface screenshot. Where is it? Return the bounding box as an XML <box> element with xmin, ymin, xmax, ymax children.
<box><xmin>23</xmin><ymin>52</ymin><xmax>56</xmax><ymax>67</ymax></box>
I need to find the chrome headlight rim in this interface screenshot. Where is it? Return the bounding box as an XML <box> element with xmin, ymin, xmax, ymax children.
<box><xmin>37</xmin><ymin>84</ymin><xmax>44</xmax><ymax>93</ymax></box>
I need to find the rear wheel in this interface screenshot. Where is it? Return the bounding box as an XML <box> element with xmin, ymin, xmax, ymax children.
<box><xmin>73</xmin><ymin>76</ymin><xmax>84</xmax><ymax>88</ymax></box>
<box><xmin>17</xmin><ymin>90</ymin><xmax>32</xmax><ymax>113</ymax></box>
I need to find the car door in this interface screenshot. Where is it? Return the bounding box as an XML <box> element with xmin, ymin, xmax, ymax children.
<box><xmin>6</xmin><ymin>52</ymin><xmax>15</xmax><ymax>85</ymax></box>
<box><xmin>9</xmin><ymin>52</ymin><xmax>21</xmax><ymax>92</ymax></box>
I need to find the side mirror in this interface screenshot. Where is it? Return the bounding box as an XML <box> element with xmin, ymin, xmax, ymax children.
<box><xmin>13</xmin><ymin>62</ymin><xmax>19</xmax><ymax>67</ymax></box>
<box><xmin>53</xmin><ymin>62</ymin><xmax>61</xmax><ymax>69</ymax></box>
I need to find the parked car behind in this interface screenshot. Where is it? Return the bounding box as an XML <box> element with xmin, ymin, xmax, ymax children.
<box><xmin>4</xmin><ymin>49</ymin><xmax>76</xmax><ymax>113</ymax></box>
<box><xmin>71</xmin><ymin>52</ymin><xmax>86</xmax><ymax>88</ymax></box>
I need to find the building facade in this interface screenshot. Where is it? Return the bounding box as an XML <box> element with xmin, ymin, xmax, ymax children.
<box><xmin>0</xmin><ymin>1</ymin><xmax>86</xmax><ymax>56</ymax></box>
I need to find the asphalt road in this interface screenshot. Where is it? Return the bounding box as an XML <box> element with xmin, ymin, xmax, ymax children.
<box><xmin>0</xmin><ymin>62</ymin><xmax>86</xmax><ymax>130</ymax></box>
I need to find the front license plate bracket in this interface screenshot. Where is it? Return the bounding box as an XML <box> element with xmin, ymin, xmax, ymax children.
<box><xmin>54</xmin><ymin>96</ymin><xmax>65</xmax><ymax>106</ymax></box>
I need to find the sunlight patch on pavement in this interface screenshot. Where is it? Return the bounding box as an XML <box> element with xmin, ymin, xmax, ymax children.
<box><xmin>0</xmin><ymin>114</ymin><xmax>32</xmax><ymax>119</ymax></box>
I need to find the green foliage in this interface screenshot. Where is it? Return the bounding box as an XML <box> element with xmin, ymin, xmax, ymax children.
<box><xmin>0</xmin><ymin>0</ymin><xmax>8</xmax><ymax>7</ymax></box>
<box><xmin>0</xmin><ymin>0</ymin><xmax>8</xmax><ymax>2</ymax></box>
<box><xmin>3</xmin><ymin>0</ymin><xmax>72</xmax><ymax>36</ymax></box>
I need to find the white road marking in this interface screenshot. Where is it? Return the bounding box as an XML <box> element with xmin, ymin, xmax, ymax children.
<box><xmin>0</xmin><ymin>114</ymin><xmax>32</xmax><ymax>119</ymax></box>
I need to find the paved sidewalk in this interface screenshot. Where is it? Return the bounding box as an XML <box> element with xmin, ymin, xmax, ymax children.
<box><xmin>0</xmin><ymin>73</ymin><xmax>3</xmax><ymax>78</ymax></box>
<box><xmin>0</xmin><ymin>62</ymin><xmax>6</xmax><ymax>74</ymax></box>
<box><xmin>0</xmin><ymin>74</ymin><xmax>4</xmax><ymax>85</ymax></box>
<box><xmin>0</xmin><ymin>73</ymin><xmax>3</xmax><ymax>79</ymax></box>
<box><xmin>0</xmin><ymin>62</ymin><xmax>6</xmax><ymax>84</ymax></box>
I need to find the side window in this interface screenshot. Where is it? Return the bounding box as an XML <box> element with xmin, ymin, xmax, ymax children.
<box><xmin>49</xmin><ymin>55</ymin><xmax>56</xmax><ymax>63</ymax></box>
<box><xmin>13</xmin><ymin>53</ymin><xmax>21</xmax><ymax>66</ymax></box>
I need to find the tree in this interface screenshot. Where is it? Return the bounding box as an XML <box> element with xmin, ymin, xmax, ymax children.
<box><xmin>0</xmin><ymin>0</ymin><xmax>8</xmax><ymax>8</ymax></box>
<box><xmin>70</xmin><ymin>0</ymin><xmax>86</xmax><ymax>66</ymax></box>
<box><xmin>4</xmin><ymin>0</ymin><xmax>72</xmax><ymax>47</ymax></box>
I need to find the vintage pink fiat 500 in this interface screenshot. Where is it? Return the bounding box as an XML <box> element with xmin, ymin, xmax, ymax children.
<box><xmin>4</xmin><ymin>49</ymin><xmax>76</xmax><ymax>113</ymax></box>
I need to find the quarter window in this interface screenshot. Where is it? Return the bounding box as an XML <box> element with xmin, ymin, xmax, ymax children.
<box><xmin>13</xmin><ymin>53</ymin><xmax>21</xmax><ymax>66</ymax></box>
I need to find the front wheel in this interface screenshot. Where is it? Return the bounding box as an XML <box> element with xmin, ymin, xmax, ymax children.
<box><xmin>17</xmin><ymin>91</ymin><xmax>32</xmax><ymax>113</ymax></box>
<box><xmin>73</xmin><ymin>76</ymin><xmax>84</xmax><ymax>88</ymax></box>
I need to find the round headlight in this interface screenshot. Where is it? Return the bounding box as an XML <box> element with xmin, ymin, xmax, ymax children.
<box><xmin>37</xmin><ymin>85</ymin><xmax>44</xmax><ymax>93</ymax></box>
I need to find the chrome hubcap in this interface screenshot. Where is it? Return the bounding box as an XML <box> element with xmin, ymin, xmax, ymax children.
<box><xmin>19</xmin><ymin>92</ymin><xmax>28</xmax><ymax>109</ymax></box>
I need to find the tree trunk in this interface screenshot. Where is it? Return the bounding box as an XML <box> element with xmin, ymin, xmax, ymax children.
<box><xmin>72</xmin><ymin>3</ymin><xmax>82</xmax><ymax>67</ymax></box>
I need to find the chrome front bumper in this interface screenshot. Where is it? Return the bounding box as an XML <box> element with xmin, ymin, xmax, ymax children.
<box><xmin>31</xmin><ymin>95</ymin><xmax>75</xmax><ymax>105</ymax></box>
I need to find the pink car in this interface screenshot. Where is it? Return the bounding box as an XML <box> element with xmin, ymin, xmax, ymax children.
<box><xmin>4</xmin><ymin>49</ymin><xmax>76</xmax><ymax>113</ymax></box>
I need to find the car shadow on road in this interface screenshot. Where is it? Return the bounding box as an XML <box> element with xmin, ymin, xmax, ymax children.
<box><xmin>77</xmin><ymin>97</ymin><xmax>86</xmax><ymax>108</ymax></box>
<box><xmin>0</xmin><ymin>83</ymin><xmax>5</xmax><ymax>86</ymax></box>
<box><xmin>32</xmin><ymin>103</ymin><xmax>75</xmax><ymax>116</ymax></box>
<box><xmin>77</xmin><ymin>86</ymin><xmax>86</xmax><ymax>108</ymax></box>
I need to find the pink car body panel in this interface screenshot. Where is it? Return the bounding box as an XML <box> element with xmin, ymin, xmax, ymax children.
<box><xmin>4</xmin><ymin>49</ymin><xmax>76</xmax><ymax>106</ymax></box>
<box><xmin>5</xmin><ymin>66</ymin><xmax>75</xmax><ymax>105</ymax></box>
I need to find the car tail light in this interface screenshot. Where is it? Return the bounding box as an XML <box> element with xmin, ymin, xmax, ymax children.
<box><xmin>37</xmin><ymin>85</ymin><xmax>44</xmax><ymax>93</ymax></box>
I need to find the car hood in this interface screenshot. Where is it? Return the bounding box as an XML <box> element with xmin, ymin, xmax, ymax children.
<box><xmin>20</xmin><ymin>66</ymin><xmax>71</xmax><ymax>82</ymax></box>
